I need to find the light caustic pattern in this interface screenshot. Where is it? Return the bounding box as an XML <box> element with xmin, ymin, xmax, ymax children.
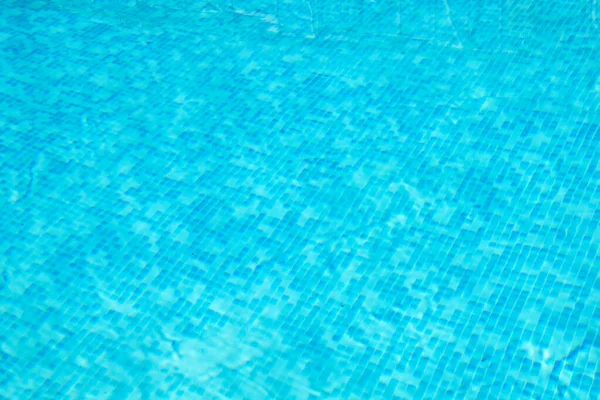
<box><xmin>0</xmin><ymin>1</ymin><xmax>599</xmax><ymax>399</ymax></box>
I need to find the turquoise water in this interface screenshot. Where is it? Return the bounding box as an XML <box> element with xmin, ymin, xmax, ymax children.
<box><xmin>1</xmin><ymin>0</ymin><xmax>599</xmax><ymax>398</ymax></box>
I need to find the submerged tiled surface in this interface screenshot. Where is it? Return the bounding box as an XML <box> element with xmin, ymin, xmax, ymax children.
<box><xmin>1</xmin><ymin>1</ymin><xmax>599</xmax><ymax>399</ymax></box>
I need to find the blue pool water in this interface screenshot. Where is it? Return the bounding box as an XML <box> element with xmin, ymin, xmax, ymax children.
<box><xmin>1</xmin><ymin>0</ymin><xmax>599</xmax><ymax>398</ymax></box>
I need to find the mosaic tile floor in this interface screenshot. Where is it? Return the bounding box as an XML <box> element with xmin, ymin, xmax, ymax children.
<box><xmin>1</xmin><ymin>0</ymin><xmax>599</xmax><ymax>399</ymax></box>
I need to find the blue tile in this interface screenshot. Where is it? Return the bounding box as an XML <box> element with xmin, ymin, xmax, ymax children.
<box><xmin>1</xmin><ymin>1</ymin><xmax>599</xmax><ymax>399</ymax></box>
